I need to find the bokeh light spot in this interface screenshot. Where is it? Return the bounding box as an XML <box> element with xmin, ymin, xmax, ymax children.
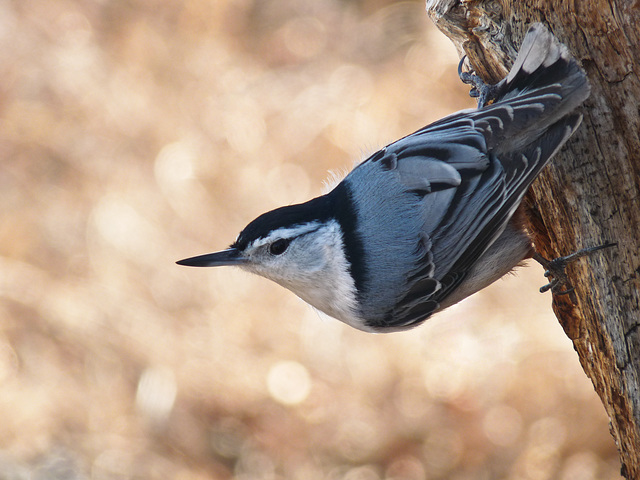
<box><xmin>483</xmin><ymin>404</ymin><xmax>523</xmax><ymax>447</ymax></box>
<box><xmin>136</xmin><ymin>366</ymin><xmax>177</xmax><ymax>425</ymax></box>
<box><xmin>282</xmin><ymin>17</ymin><xmax>327</xmax><ymax>59</ymax></box>
<box><xmin>155</xmin><ymin>140</ymin><xmax>196</xmax><ymax>189</ymax></box>
<box><xmin>267</xmin><ymin>361</ymin><xmax>311</xmax><ymax>406</ymax></box>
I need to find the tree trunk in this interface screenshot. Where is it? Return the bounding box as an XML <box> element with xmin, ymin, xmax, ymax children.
<box><xmin>425</xmin><ymin>1</ymin><xmax>640</xmax><ymax>477</ymax></box>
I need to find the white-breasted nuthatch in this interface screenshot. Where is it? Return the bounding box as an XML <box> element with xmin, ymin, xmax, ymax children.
<box><xmin>178</xmin><ymin>24</ymin><xmax>593</xmax><ymax>333</ymax></box>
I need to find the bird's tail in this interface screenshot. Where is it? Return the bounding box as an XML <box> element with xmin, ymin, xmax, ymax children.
<box><xmin>501</xmin><ymin>23</ymin><xmax>589</xmax><ymax>108</ymax></box>
<box><xmin>480</xmin><ymin>23</ymin><xmax>591</xmax><ymax>153</ymax></box>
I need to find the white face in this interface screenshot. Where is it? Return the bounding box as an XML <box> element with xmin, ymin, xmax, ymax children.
<box><xmin>237</xmin><ymin>220</ymin><xmax>364</xmax><ymax>329</ymax></box>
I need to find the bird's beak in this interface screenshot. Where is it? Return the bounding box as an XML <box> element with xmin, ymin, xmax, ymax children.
<box><xmin>176</xmin><ymin>248</ymin><xmax>247</xmax><ymax>267</ymax></box>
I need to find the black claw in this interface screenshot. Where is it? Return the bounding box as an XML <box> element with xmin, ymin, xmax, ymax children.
<box><xmin>457</xmin><ymin>56</ymin><xmax>466</xmax><ymax>78</ymax></box>
<box><xmin>539</xmin><ymin>283</ymin><xmax>553</xmax><ymax>293</ymax></box>
<box><xmin>534</xmin><ymin>243</ymin><xmax>616</xmax><ymax>295</ymax></box>
<box><xmin>457</xmin><ymin>55</ymin><xmax>500</xmax><ymax>107</ymax></box>
<box><xmin>555</xmin><ymin>287</ymin><xmax>575</xmax><ymax>296</ymax></box>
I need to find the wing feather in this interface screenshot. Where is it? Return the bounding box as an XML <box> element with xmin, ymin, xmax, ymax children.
<box><xmin>350</xmin><ymin>24</ymin><xmax>590</xmax><ymax>331</ymax></box>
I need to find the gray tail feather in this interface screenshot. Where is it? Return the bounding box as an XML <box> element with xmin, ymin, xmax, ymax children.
<box><xmin>494</xmin><ymin>23</ymin><xmax>590</xmax><ymax>139</ymax></box>
<box><xmin>504</xmin><ymin>23</ymin><xmax>589</xmax><ymax>103</ymax></box>
<box><xmin>467</xmin><ymin>23</ymin><xmax>590</xmax><ymax>158</ymax></box>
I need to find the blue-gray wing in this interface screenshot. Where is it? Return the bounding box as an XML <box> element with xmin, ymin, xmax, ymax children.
<box><xmin>378</xmin><ymin>107</ymin><xmax>581</xmax><ymax>329</ymax></box>
<box><xmin>353</xmin><ymin>23</ymin><xmax>590</xmax><ymax>331</ymax></box>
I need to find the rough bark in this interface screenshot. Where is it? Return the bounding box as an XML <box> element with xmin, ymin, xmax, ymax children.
<box><xmin>425</xmin><ymin>0</ymin><xmax>640</xmax><ymax>477</ymax></box>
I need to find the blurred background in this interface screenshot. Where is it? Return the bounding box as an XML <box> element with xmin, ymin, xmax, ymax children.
<box><xmin>0</xmin><ymin>0</ymin><xmax>623</xmax><ymax>479</ymax></box>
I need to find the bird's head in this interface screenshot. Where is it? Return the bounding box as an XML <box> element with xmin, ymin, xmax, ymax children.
<box><xmin>177</xmin><ymin>193</ymin><xmax>367</xmax><ymax>329</ymax></box>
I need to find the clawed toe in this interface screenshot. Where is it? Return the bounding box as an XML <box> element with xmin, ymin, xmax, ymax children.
<box><xmin>458</xmin><ymin>56</ymin><xmax>500</xmax><ymax>107</ymax></box>
<box><xmin>534</xmin><ymin>243</ymin><xmax>616</xmax><ymax>295</ymax></box>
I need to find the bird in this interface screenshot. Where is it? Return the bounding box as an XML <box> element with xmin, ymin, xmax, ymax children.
<box><xmin>178</xmin><ymin>23</ymin><xmax>592</xmax><ymax>333</ymax></box>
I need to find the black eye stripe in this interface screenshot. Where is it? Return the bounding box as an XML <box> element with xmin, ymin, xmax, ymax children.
<box><xmin>265</xmin><ymin>225</ymin><xmax>323</xmax><ymax>256</ymax></box>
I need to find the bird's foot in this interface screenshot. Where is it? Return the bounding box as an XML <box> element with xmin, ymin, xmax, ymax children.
<box><xmin>533</xmin><ymin>243</ymin><xmax>616</xmax><ymax>295</ymax></box>
<box><xmin>458</xmin><ymin>56</ymin><xmax>500</xmax><ymax>108</ymax></box>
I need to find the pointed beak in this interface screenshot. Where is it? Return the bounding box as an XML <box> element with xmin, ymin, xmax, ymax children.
<box><xmin>176</xmin><ymin>248</ymin><xmax>247</xmax><ymax>267</ymax></box>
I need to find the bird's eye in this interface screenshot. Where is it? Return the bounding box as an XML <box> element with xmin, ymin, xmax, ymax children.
<box><xmin>269</xmin><ymin>238</ymin><xmax>290</xmax><ymax>256</ymax></box>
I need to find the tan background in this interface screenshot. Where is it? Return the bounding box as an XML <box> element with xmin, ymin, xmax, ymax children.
<box><xmin>0</xmin><ymin>0</ymin><xmax>622</xmax><ymax>479</ymax></box>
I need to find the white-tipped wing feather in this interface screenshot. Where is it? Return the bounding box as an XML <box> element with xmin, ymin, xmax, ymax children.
<box><xmin>346</xmin><ymin>23</ymin><xmax>590</xmax><ymax>330</ymax></box>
